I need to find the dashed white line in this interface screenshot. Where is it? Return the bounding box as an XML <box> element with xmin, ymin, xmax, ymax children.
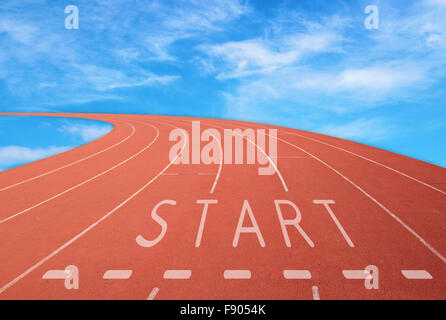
<box><xmin>283</xmin><ymin>270</ymin><xmax>312</xmax><ymax>279</ymax></box>
<box><xmin>163</xmin><ymin>270</ymin><xmax>192</xmax><ymax>279</ymax></box>
<box><xmin>0</xmin><ymin>121</ymin><xmax>188</xmax><ymax>295</ymax></box>
<box><xmin>147</xmin><ymin>287</ymin><xmax>159</xmax><ymax>300</ymax></box>
<box><xmin>0</xmin><ymin>120</ymin><xmax>136</xmax><ymax>192</ymax></box>
<box><xmin>103</xmin><ymin>270</ymin><xmax>133</xmax><ymax>279</ymax></box>
<box><xmin>42</xmin><ymin>270</ymin><xmax>67</xmax><ymax>280</ymax></box>
<box><xmin>343</xmin><ymin>270</ymin><xmax>371</xmax><ymax>280</ymax></box>
<box><xmin>223</xmin><ymin>270</ymin><xmax>251</xmax><ymax>279</ymax></box>
<box><xmin>401</xmin><ymin>270</ymin><xmax>433</xmax><ymax>279</ymax></box>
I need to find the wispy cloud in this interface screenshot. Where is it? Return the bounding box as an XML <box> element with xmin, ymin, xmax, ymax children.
<box><xmin>195</xmin><ymin>1</ymin><xmax>446</xmax><ymax>137</ymax></box>
<box><xmin>0</xmin><ymin>0</ymin><xmax>246</xmax><ymax>106</ymax></box>
<box><xmin>58</xmin><ymin>123</ymin><xmax>113</xmax><ymax>142</ymax></box>
<box><xmin>199</xmin><ymin>30</ymin><xmax>342</xmax><ymax>79</ymax></box>
<box><xmin>318</xmin><ymin>118</ymin><xmax>390</xmax><ymax>142</ymax></box>
<box><xmin>72</xmin><ymin>64</ymin><xmax>180</xmax><ymax>91</ymax></box>
<box><xmin>0</xmin><ymin>145</ymin><xmax>71</xmax><ymax>168</ymax></box>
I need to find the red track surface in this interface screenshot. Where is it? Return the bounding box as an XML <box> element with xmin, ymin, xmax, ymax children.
<box><xmin>0</xmin><ymin>113</ymin><xmax>445</xmax><ymax>300</ymax></box>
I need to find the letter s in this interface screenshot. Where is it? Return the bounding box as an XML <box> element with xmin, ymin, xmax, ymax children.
<box><xmin>136</xmin><ymin>200</ymin><xmax>176</xmax><ymax>247</ymax></box>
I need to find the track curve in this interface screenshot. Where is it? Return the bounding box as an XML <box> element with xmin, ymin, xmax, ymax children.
<box><xmin>0</xmin><ymin>113</ymin><xmax>445</xmax><ymax>300</ymax></box>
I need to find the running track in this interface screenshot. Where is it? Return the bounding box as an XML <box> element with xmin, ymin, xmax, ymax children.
<box><xmin>0</xmin><ymin>113</ymin><xmax>445</xmax><ymax>300</ymax></box>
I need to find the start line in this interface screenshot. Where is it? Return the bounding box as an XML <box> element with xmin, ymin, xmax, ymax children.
<box><xmin>136</xmin><ymin>199</ymin><xmax>355</xmax><ymax>248</ymax></box>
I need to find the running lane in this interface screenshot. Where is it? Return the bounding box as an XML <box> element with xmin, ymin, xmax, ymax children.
<box><xmin>0</xmin><ymin>113</ymin><xmax>444</xmax><ymax>300</ymax></box>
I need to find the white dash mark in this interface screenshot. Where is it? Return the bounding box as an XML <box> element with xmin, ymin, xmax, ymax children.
<box><xmin>103</xmin><ymin>270</ymin><xmax>133</xmax><ymax>279</ymax></box>
<box><xmin>342</xmin><ymin>270</ymin><xmax>371</xmax><ymax>280</ymax></box>
<box><xmin>401</xmin><ymin>270</ymin><xmax>432</xmax><ymax>279</ymax></box>
<box><xmin>223</xmin><ymin>270</ymin><xmax>251</xmax><ymax>279</ymax></box>
<box><xmin>312</xmin><ymin>286</ymin><xmax>320</xmax><ymax>300</ymax></box>
<box><xmin>147</xmin><ymin>287</ymin><xmax>159</xmax><ymax>300</ymax></box>
<box><xmin>163</xmin><ymin>270</ymin><xmax>191</xmax><ymax>279</ymax></box>
<box><xmin>42</xmin><ymin>270</ymin><xmax>67</xmax><ymax>279</ymax></box>
<box><xmin>283</xmin><ymin>270</ymin><xmax>312</xmax><ymax>279</ymax></box>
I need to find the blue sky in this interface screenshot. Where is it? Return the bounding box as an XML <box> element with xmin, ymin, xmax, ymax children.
<box><xmin>0</xmin><ymin>0</ymin><xmax>445</xmax><ymax>168</ymax></box>
<box><xmin>0</xmin><ymin>116</ymin><xmax>112</xmax><ymax>170</ymax></box>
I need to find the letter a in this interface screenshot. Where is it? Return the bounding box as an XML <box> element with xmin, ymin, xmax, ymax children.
<box><xmin>65</xmin><ymin>5</ymin><xmax>79</xmax><ymax>29</ymax></box>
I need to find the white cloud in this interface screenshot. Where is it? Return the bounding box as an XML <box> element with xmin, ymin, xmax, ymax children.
<box><xmin>159</xmin><ymin>0</ymin><xmax>247</xmax><ymax>32</ymax></box>
<box><xmin>200</xmin><ymin>31</ymin><xmax>342</xmax><ymax>79</ymax></box>
<box><xmin>0</xmin><ymin>19</ymin><xmax>37</xmax><ymax>45</ymax></box>
<box><xmin>223</xmin><ymin>62</ymin><xmax>426</xmax><ymax>123</ymax></box>
<box><xmin>213</xmin><ymin>2</ymin><xmax>446</xmax><ymax>136</ymax></box>
<box><xmin>318</xmin><ymin>118</ymin><xmax>390</xmax><ymax>141</ymax></box>
<box><xmin>0</xmin><ymin>146</ymin><xmax>71</xmax><ymax>168</ymax></box>
<box><xmin>70</xmin><ymin>64</ymin><xmax>180</xmax><ymax>91</ymax></box>
<box><xmin>294</xmin><ymin>64</ymin><xmax>426</xmax><ymax>94</ymax></box>
<box><xmin>58</xmin><ymin>123</ymin><xmax>113</xmax><ymax>142</ymax></box>
<box><xmin>425</xmin><ymin>0</ymin><xmax>446</xmax><ymax>7</ymax></box>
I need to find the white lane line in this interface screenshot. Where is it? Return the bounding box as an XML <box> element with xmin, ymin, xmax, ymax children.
<box><xmin>103</xmin><ymin>270</ymin><xmax>133</xmax><ymax>279</ymax></box>
<box><xmin>313</xmin><ymin>200</ymin><xmax>355</xmax><ymax>248</ymax></box>
<box><xmin>205</xmin><ymin>120</ymin><xmax>288</xmax><ymax>193</ymax></box>
<box><xmin>283</xmin><ymin>270</ymin><xmax>312</xmax><ymax>279</ymax></box>
<box><xmin>0</xmin><ymin>123</ymin><xmax>159</xmax><ymax>225</ymax></box>
<box><xmin>401</xmin><ymin>270</ymin><xmax>433</xmax><ymax>279</ymax></box>
<box><xmin>271</xmin><ymin>156</ymin><xmax>312</xmax><ymax>159</ymax></box>
<box><xmin>208</xmin><ymin>129</ymin><xmax>222</xmax><ymax>194</ymax></box>
<box><xmin>163</xmin><ymin>270</ymin><xmax>192</xmax><ymax>279</ymax></box>
<box><xmin>0</xmin><ymin>121</ymin><xmax>188</xmax><ymax>295</ymax></box>
<box><xmin>0</xmin><ymin>121</ymin><xmax>135</xmax><ymax>192</ymax></box>
<box><xmin>207</xmin><ymin>120</ymin><xmax>446</xmax><ymax>263</ymax></box>
<box><xmin>170</xmin><ymin>119</ymin><xmax>223</xmax><ymax>195</ymax></box>
<box><xmin>42</xmin><ymin>270</ymin><xmax>67</xmax><ymax>280</ymax></box>
<box><xmin>270</xmin><ymin>134</ymin><xmax>446</xmax><ymax>264</ymax></box>
<box><xmin>284</xmin><ymin>131</ymin><xmax>446</xmax><ymax>196</ymax></box>
<box><xmin>343</xmin><ymin>270</ymin><xmax>371</xmax><ymax>280</ymax></box>
<box><xmin>312</xmin><ymin>286</ymin><xmax>320</xmax><ymax>300</ymax></box>
<box><xmin>223</xmin><ymin>270</ymin><xmax>251</xmax><ymax>279</ymax></box>
<box><xmin>162</xmin><ymin>172</ymin><xmax>216</xmax><ymax>176</ymax></box>
<box><xmin>147</xmin><ymin>287</ymin><xmax>159</xmax><ymax>300</ymax></box>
